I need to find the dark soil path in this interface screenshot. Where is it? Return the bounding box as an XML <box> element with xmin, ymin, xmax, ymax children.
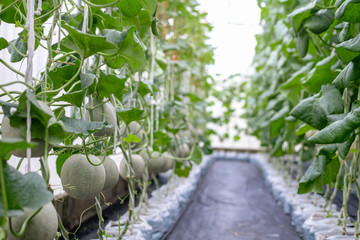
<box><xmin>165</xmin><ymin>160</ymin><xmax>301</xmax><ymax>240</ymax></box>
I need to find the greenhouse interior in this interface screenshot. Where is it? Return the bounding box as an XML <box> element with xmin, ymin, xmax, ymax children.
<box><xmin>1</xmin><ymin>0</ymin><xmax>360</xmax><ymax>239</ymax></box>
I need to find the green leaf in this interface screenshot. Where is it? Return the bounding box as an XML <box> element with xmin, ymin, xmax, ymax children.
<box><xmin>280</xmin><ymin>62</ymin><xmax>314</xmax><ymax>105</ymax></box>
<box><xmin>302</xmin><ymin>55</ymin><xmax>339</xmax><ymax>93</ymax></box>
<box><xmin>333</xmin><ymin>57</ymin><xmax>360</xmax><ymax>89</ymax></box>
<box><xmin>0</xmin><ymin>139</ymin><xmax>37</xmax><ymax>159</ymax></box>
<box><xmin>0</xmin><ymin>161</ymin><xmax>54</xmax><ymax>217</ymax></box>
<box><xmin>56</xmin><ymin>153</ymin><xmax>70</xmax><ymax>178</ymax></box>
<box><xmin>290</xmin><ymin>95</ymin><xmax>327</xmax><ymax>129</ymax></box>
<box><xmin>118</xmin><ymin>0</ymin><xmax>142</xmax><ymax>17</ymax></box>
<box><xmin>53</xmin><ymin>90</ymin><xmax>86</xmax><ymax>107</ymax></box>
<box><xmin>308</xmin><ymin>107</ymin><xmax>360</xmax><ymax>144</ymax></box>
<box><xmin>97</xmin><ymin>71</ymin><xmax>127</xmax><ymax>99</ymax></box>
<box><xmin>336</xmin><ymin>33</ymin><xmax>360</xmax><ymax>63</ymax></box>
<box><xmin>0</xmin><ymin>100</ymin><xmax>18</xmax><ymax>117</ymax></box>
<box><xmin>189</xmin><ymin>145</ymin><xmax>202</xmax><ymax>165</ymax></box>
<box><xmin>295</xmin><ymin>27</ymin><xmax>309</xmax><ymax>57</ymax></box>
<box><xmin>0</xmin><ymin>38</ymin><xmax>8</xmax><ymax>50</ymax></box>
<box><xmin>12</xmin><ymin>91</ymin><xmax>53</xmax><ymax>127</ymax></box>
<box><xmin>288</xmin><ymin>0</ymin><xmax>317</xmax><ymax>32</ymax></box>
<box><xmin>123</xmin><ymin>134</ymin><xmax>141</xmax><ymax>143</ymax></box>
<box><xmin>335</xmin><ymin>0</ymin><xmax>360</xmax><ymax>23</ymax></box>
<box><xmin>47</xmin><ymin>61</ymin><xmax>81</xmax><ymax>91</ymax></box>
<box><xmin>337</xmin><ymin>132</ymin><xmax>356</xmax><ymax>159</ymax></box>
<box><xmin>136</xmin><ymin>0</ymin><xmax>157</xmax><ymax>15</ymax></box>
<box><xmin>298</xmin><ymin>151</ymin><xmax>339</xmax><ymax>194</ymax></box>
<box><xmin>0</xmin><ymin>1</ymin><xmax>25</xmax><ymax>24</ymax></box>
<box><xmin>304</xmin><ymin>9</ymin><xmax>334</xmax><ymax>34</ymax></box>
<box><xmin>116</xmin><ymin>108</ymin><xmax>145</xmax><ymax>125</ymax></box>
<box><xmin>174</xmin><ymin>161</ymin><xmax>191</xmax><ymax>177</ymax></box>
<box><xmin>80</xmin><ymin>72</ymin><xmax>96</xmax><ymax>89</ymax></box>
<box><xmin>295</xmin><ymin>124</ymin><xmax>316</xmax><ymax>136</ymax></box>
<box><xmin>7</xmin><ymin>36</ymin><xmax>27</xmax><ymax>63</ymax></box>
<box><xmin>318</xmin><ymin>85</ymin><xmax>344</xmax><ymax>115</ymax></box>
<box><xmin>60</xmin><ymin>116</ymin><xmax>105</xmax><ymax>136</ymax></box>
<box><xmin>153</xmin><ymin>131</ymin><xmax>172</xmax><ymax>152</ymax></box>
<box><xmin>61</xmin><ymin>23</ymin><xmax>117</xmax><ymax>59</ymax></box>
<box><xmin>104</xmin><ymin>27</ymin><xmax>147</xmax><ymax>72</ymax></box>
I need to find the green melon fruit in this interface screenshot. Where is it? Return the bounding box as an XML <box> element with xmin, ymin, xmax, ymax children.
<box><xmin>139</xmin><ymin>149</ymin><xmax>150</xmax><ymax>164</ymax></box>
<box><xmin>149</xmin><ymin>151</ymin><xmax>167</xmax><ymax>174</ymax></box>
<box><xmin>162</xmin><ymin>152</ymin><xmax>174</xmax><ymax>171</ymax></box>
<box><xmin>61</xmin><ymin>154</ymin><xmax>106</xmax><ymax>199</ymax></box>
<box><xmin>6</xmin><ymin>202</ymin><xmax>58</xmax><ymax>240</ymax></box>
<box><xmin>176</xmin><ymin>143</ymin><xmax>190</xmax><ymax>158</ymax></box>
<box><xmin>100</xmin><ymin>156</ymin><xmax>120</xmax><ymax>190</ymax></box>
<box><xmin>1</xmin><ymin>101</ymin><xmax>54</xmax><ymax>158</ymax></box>
<box><xmin>119</xmin><ymin>154</ymin><xmax>145</xmax><ymax>180</ymax></box>
<box><xmin>85</xmin><ymin>98</ymin><xmax>117</xmax><ymax>137</ymax></box>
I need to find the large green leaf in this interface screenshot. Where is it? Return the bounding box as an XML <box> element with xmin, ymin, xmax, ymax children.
<box><xmin>302</xmin><ymin>55</ymin><xmax>339</xmax><ymax>93</ymax></box>
<box><xmin>61</xmin><ymin>24</ymin><xmax>117</xmax><ymax>59</ymax></box>
<box><xmin>0</xmin><ymin>161</ymin><xmax>54</xmax><ymax>217</ymax></box>
<box><xmin>333</xmin><ymin>56</ymin><xmax>360</xmax><ymax>89</ymax></box>
<box><xmin>47</xmin><ymin>61</ymin><xmax>81</xmax><ymax>91</ymax></box>
<box><xmin>337</xmin><ymin>132</ymin><xmax>355</xmax><ymax>159</ymax></box>
<box><xmin>298</xmin><ymin>147</ymin><xmax>339</xmax><ymax>194</ymax></box>
<box><xmin>0</xmin><ymin>38</ymin><xmax>8</xmax><ymax>50</ymax></box>
<box><xmin>53</xmin><ymin>90</ymin><xmax>86</xmax><ymax>108</ymax></box>
<box><xmin>136</xmin><ymin>0</ymin><xmax>157</xmax><ymax>15</ymax></box>
<box><xmin>104</xmin><ymin>27</ymin><xmax>147</xmax><ymax>72</ymax></box>
<box><xmin>7</xmin><ymin>37</ymin><xmax>27</xmax><ymax>63</ymax></box>
<box><xmin>60</xmin><ymin>116</ymin><xmax>105</xmax><ymax>136</ymax></box>
<box><xmin>189</xmin><ymin>145</ymin><xmax>202</xmax><ymax>165</ymax></box>
<box><xmin>97</xmin><ymin>71</ymin><xmax>127</xmax><ymax>99</ymax></box>
<box><xmin>116</xmin><ymin>108</ymin><xmax>145</xmax><ymax>125</ymax></box>
<box><xmin>118</xmin><ymin>0</ymin><xmax>142</xmax><ymax>17</ymax></box>
<box><xmin>335</xmin><ymin>0</ymin><xmax>360</xmax><ymax>23</ymax></box>
<box><xmin>304</xmin><ymin>9</ymin><xmax>334</xmax><ymax>34</ymax></box>
<box><xmin>152</xmin><ymin>131</ymin><xmax>172</xmax><ymax>152</ymax></box>
<box><xmin>336</xmin><ymin>33</ymin><xmax>360</xmax><ymax>63</ymax></box>
<box><xmin>288</xmin><ymin>0</ymin><xmax>317</xmax><ymax>32</ymax></box>
<box><xmin>290</xmin><ymin>95</ymin><xmax>327</xmax><ymax>129</ymax></box>
<box><xmin>308</xmin><ymin>107</ymin><xmax>360</xmax><ymax>144</ymax></box>
<box><xmin>295</xmin><ymin>27</ymin><xmax>309</xmax><ymax>57</ymax></box>
<box><xmin>318</xmin><ymin>85</ymin><xmax>344</xmax><ymax>115</ymax></box>
<box><xmin>0</xmin><ymin>139</ymin><xmax>37</xmax><ymax>159</ymax></box>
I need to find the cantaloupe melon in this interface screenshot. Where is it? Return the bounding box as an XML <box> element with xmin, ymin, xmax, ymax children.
<box><xmin>61</xmin><ymin>154</ymin><xmax>105</xmax><ymax>199</ymax></box>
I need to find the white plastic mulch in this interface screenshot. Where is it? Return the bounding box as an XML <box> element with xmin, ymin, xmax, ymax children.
<box><xmin>99</xmin><ymin>152</ymin><xmax>356</xmax><ymax>240</ymax></box>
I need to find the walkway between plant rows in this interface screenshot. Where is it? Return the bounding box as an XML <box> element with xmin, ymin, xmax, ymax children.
<box><xmin>165</xmin><ymin>160</ymin><xmax>301</xmax><ymax>240</ymax></box>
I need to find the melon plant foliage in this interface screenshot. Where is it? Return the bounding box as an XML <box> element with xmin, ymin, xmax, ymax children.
<box><xmin>0</xmin><ymin>0</ymin><xmax>216</xmax><ymax>239</ymax></box>
<box><xmin>243</xmin><ymin>0</ymin><xmax>360</xmax><ymax>225</ymax></box>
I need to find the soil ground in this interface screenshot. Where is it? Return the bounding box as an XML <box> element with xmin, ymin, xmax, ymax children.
<box><xmin>165</xmin><ymin>160</ymin><xmax>302</xmax><ymax>240</ymax></box>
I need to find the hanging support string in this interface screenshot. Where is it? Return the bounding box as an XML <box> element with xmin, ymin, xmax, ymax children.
<box><xmin>25</xmin><ymin>0</ymin><xmax>35</xmax><ymax>171</ymax></box>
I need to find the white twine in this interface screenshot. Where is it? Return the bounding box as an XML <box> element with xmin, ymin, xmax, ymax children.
<box><xmin>149</xmin><ymin>33</ymin><xmax>156</xmax><ymax>146</ymax></box>
<box><xmin>25</xmin><ymin>0</ymin><xmax>35</xmax><ymax>171</ymax></box>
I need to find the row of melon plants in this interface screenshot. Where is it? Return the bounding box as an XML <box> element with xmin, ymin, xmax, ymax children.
<box><xmin>242</xmin><ymin>0</ymin><xmax>360</xmax><ymax>237</ymax></box>
<box><xmin>0</xmin><ymin>0</ymin><xmax>215</xmax><ymax>239</ymax></box>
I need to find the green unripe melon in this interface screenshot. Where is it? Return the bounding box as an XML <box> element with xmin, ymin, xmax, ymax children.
<box><xmin>119</xmin><ymin>154</ymin><xmax>145</xmax><ymax>180</ymax></box>
<box><xmin>162</xmin><ymin>152</ymin><xmax>174</xmax><ymax>171</ymax></box>
<box><xmin>61</xmin><ymin>154</ymin><xmax>106</xmax><ymax>199</ymax></box>
<box><xmin>100</xmin><ymin>156</ymin><xmax>120</xmax><ymax>190</ymax></box>
<box><xmin>139</xmin><ymin>149</ymin><xmax>150</xmax><ymax>164</ymax></box>
<box><xmin>176</xmin><ymin>143</ymin><xmax>190</xmax><ymax>158</ymax></box>
<box><xmin>6</xmin><ymin>202</ymin><xmax>58</xmax><ymax>240</ymax></box>
<box><xmin>85</xmin><ymin>98</ymin><xmax>117</xmax><ymax>137</ymax></box>
<box><xmin>148</xmin><ymin>151</ymin><xmax>167</xmax><ymax>174</ymax></box>
<box><xmin>1</xmin><ymin>101</ymin><xmax>54</xmax><ymax>158</ymax></box>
